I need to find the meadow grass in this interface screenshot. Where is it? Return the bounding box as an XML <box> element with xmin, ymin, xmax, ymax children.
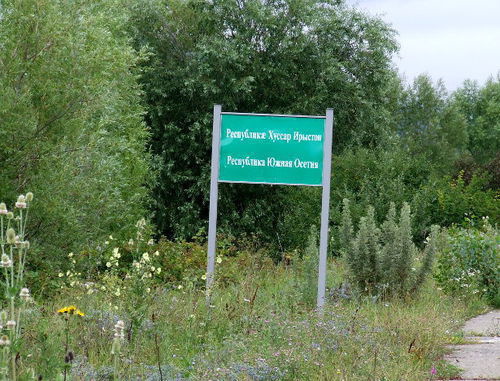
<box><xmin>19</xmin><ymin>258</ymin><xmax>488</xmax><ymax>380</ymax></box>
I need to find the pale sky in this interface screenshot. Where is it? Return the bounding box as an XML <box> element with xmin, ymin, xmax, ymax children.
<box><xmin>350</xmin><ymin>0</ymin><xmax>500</xmax><ymax>91</ymax></box>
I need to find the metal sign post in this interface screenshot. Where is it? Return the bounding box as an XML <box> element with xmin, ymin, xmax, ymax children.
<box><xmin>206</xmin><ymin>105</ymin><xmax>334</xmax><ymax>309</ymax></box>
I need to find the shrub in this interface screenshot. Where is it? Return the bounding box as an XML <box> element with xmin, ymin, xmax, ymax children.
<box><xmin>412</xmin><ymin>172</ymin><xmax>499</xmax><ymax>240</ymax></box>
<box><xmin>435</xmin><ymin>221</ymin><xmax>499</xmax><ymax>307</ymax></box>
<box><xmin>341</xmin><ymin>200</ymin><xmax>439</xmax><ymax>298</ymax></box>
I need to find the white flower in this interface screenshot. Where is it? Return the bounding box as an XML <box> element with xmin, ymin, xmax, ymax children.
<box><xmin>1</xmin><ymin>255</ymin><xmax>12</xmax><ymax>268</ymax></box>
<box><xmin>177</xmin><ymin>285</ymin><xmax>183</xmax><ymax>290</ymax></box>
<box><xmin>113</xmin><ymin>248</ymin><xmax>121</xmax><ymax>259</ymax></box>
<box><xmin>154</xmin><ymin>251</ymin><xmax>160</xmax><ymax>257</ymax></box>
<box><xmin>106</xmin><ymin>262</ymin><xmax>112</xmax><ymax>268</ymax></box>
<box><xmin>147</xmin><ymin>239</ymin><xmax>154</xmax><ymax>246</ymax></box>
<box><xmin>156</xmin><ymin>268</ymin><xmax>161</xmax><ymax>274</ymax></box>
<box><xmin>20</xmin><ymin>288</ymin><xmax>30</xmax><ymax>301</ymax></box>
<box><xmin>128</xmin><ymin>239</ymin><xmax>134</xmax><ymax>245</ymax></box>
<box><xmin>0</xmin><ymin>203</ymin><xmax>7</xmax><ymax>215</ymax></box>
<box><xmin>142</xmin><ymin>252</ymin><xmax>150</xmax><ymax>262</ymax></box>
<box><xmin>15</xmin><ymin>195</ymin><xmax>26</xmax><ymax>209</ymax></box>
<box><xmin>58</xmin><ymin>273</ymin><xmax>64</xmax><ymax>277</ymax></box>
<box><xmin>201</xmin><ymin>274</ymin><xmax>207</xmax><ymax>280</ymax></box>
<box><xmin>6</xmin><ymin>321</ymin><xmax>16</xmax><ymax>330</ymax></box>
<box><xmin>0</xmin><ymin>335</ymin><xmax>11</xmax><ymax>346</ymax></box>
<box><xmin>68</xmin><ymin>252</ymin><xmax>74</xmax><ymax>258</ymax></box>
<box><xmin>216</xmin><ymin>257</ymin><xmax>222</xmax><ymax>264</ymax></box>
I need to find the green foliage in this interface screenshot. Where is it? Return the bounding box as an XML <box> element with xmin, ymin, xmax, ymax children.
<box><xmin>295</xmin><ymin>226</ymin><xmax>319</xmax><ymax>307</ymax></box>
<box><xmin>435</xmin><ymin>221</ymin><xmax>500</xmax><ymax>307</ymax></box>
<box><xmin>342</xmin><ymin>201</ymin><xmax>439</xmax><ymax>298</ymax></box>
<box><xmin>128</xmin><ymin>0</ymin><xmax>399</xmax><ymax>240</ymax></box>
<box><xmin>327</xmin><ymin>147</ymin><xmax>434</xmax><ymax>251</ymax></box>
<box><xmin>0</xmin><ymin>0</ymin><xmax>151</xmax><ymax>283</ymax></box>
<box><xmin>396</xmin><ymin>75</ymin><xmax>468</xmax><ymax>173</ymax></box>
<box><xmin>452</xmin><ymin>75</ymin><xmax>500</xmax><ymax>164</ymax></box>
<box><xmin>412</xmin><ymin>172</ymin><xmax>499</xmax><ymax>236</ymax></box>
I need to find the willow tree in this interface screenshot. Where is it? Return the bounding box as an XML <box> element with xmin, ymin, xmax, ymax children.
<box><xmin>130</xmin><ymin>0</ymin><xmax>399</xmax><ymax>243</ymax></box>
<box><xmin>0</xmin><ymin>0</ymin><xmax>151</xmax><ymax>279</ymax></box>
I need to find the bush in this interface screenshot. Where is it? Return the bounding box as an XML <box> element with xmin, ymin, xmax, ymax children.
<box><xmin>341</xmin><ymin>200</ymin><xmax>439</xmax><ymax>298</ymax></box>
<box><xmin>435</xmin><ymin>221</ymin><xmax>499</xmax><ymax>307</ymax></box>
<box><xmin>412</xmin><ymin>172</ymin><xmax>499</xmax><ymax>239</ymax></box>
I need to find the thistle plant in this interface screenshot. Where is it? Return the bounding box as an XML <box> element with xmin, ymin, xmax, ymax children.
<box><xmin>111</xmin><ymin>320</ymin><xmax>125</xmax><ymax>381</ymax></box>
<box><xmin>0</xmin><ymin>193</ymin><xmax>34</xmax><ymax>380</ymax></box>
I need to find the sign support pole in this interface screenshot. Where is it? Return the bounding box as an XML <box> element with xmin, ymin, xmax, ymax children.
<box><xmin>206</xmin><ymin>104</ymin><xmax>222</xmax><ymax>302</ymax></box>
<box><xmin>317</xmin><ymin>108</ymin><xmax>334</xmax><ymax>309</ymax></box>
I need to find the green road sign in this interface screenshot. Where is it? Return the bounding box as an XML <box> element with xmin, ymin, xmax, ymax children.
<box><xmin>219</xmin><ymin>113</ymin><xmax>325</xmax><ymax>186</ymax></box>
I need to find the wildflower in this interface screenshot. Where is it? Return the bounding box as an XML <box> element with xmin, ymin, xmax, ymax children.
<box><xmin>57</xmin><ymin>305</ymin><xmax>83</xmax><ymax>316</ymax></box>
<box><xmin>68</xmin><ymin>252</ymin><xmax>74</xmax><ymax>258</ymax></box>
<box><xmin>0</xmin><ymin>203</ymin><xmax>7</xmax><ymax>215</ymax></box>
<box><xmin>177</xmin><ymin>285</ymin><xmax>183</xmax><ymax>290</ymax></box>
<box><xmin>20</xmin><ymin>288</ymin><xmax>31</xmax><ymax>301</ymax></box>
<box><xmin>0</xmin><ymin>335</ymin><xmax>11</xmax><ymax>346</ymax></box>
<box><xmin>113</xmin><ymin>248</ymin><xmax>120</xmax><ymax>258</ymax></box>
<box><xmin>147</xmin><ymin>239</ymin><xmax>154</xmax><ymax>246</ymax></box>
<box><xmin>156</xmin><ymin>267</ymin><xmax>161</xmax><ymax>274</ymax></box>
<box><xmin>15</xmin><ymin>195</ymin><xmax>26</xmax><ymax>208</ymax></box>
<box><xmin>6</xmin><ymin>212</ymin><xmax>13</xmax><ymax>219</ymax></box>
<box><xmin>128</xmin><ymin>239</ymin><xmax>134</xmax><ymax>246</ymax></box>
<box><xmin>6</xmin><ymin>228</ymin><xmax>16</xmax><ymax>244</ymax></box>
<box><xmin>154</xmin><ymin>250</ymin><xmax>160</xmax><ymax>257</ymax></box>
<box><xmin>109</xmin><ymin>235</ymin><xmax>114</xmax><ymax>240</ymax></box>
<box><xmin>201</xmin><ymin>273</ymin><xmax>207</xmax><ymax>280</ymax></box>
<box><xmin>430</xmin><ymin>365</ymin><xmax>437</xmax><ymax>375</ymax></box>
<box><xmin>1</xmin><ymin>254</ymin><xmax>12</xmax><ymax>268</ymax></box>
<box><xmin>142</xmin><ymin>252</ymin><xmax>150</xmax><ymax>262</ymax></box>
<box><xmin>25</xmin><ymin>192</ymin><xmax>33</xmax><ymax>202</ymax></box>
<box><xmin>106</xmin><ymin>262</ymin><xmax>112</xmax><ymax>268</ymax></box>
<box><xmin>114</xmin><ymin>320</ymin><xmax>125</xmax><ymax>339</ymax></box>
<box><xmin>216</xmin><ymin>256</ymin><xmax>222</xmax><ymax>264</ymax></box>
<box><xmin>6</xmin><ymin>320</ymin><xmax>16</xmax><ymax>330</ymax></box>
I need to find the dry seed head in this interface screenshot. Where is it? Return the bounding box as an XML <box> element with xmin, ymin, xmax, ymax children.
<box><xmin>6</xmin><ymin>228</ymin><xmax>16</xmax><ymax>244</ymax></box>
<box><xmin>20</xmin><ymin>288</ymin><xmax>30</xmax><ymax>301</ymax></box>
<box><xmin>15</xmin><ymin>195</ymin><xmax>26</xmax><ymax>209</ymax></box>
<box><xmin>0</xmin><ymin>203</ymin><xmax>7</xmax><ymax>215</ymax></box>
<box><xmin>0</xmin><ymin>335</ymin><xmax>10</xmax><ymax>346</ymax></box>
<box><xmin>1</xmin><ymin>254</ymin><xmax>12</xmax><ymax>268</ymax></box>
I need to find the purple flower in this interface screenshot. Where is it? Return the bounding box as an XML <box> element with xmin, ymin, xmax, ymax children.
<box><xmin>430</xmin><ymin>365</ymin><xmax>437</xmax><ymax>375</ymax></box>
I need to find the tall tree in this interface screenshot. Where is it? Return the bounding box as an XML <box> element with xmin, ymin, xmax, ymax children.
<box><xmin>0</xmin><ymin>0</ymin><xmax>151</xmax><ymax>275</ymax></box>
<box><xmin>452</xmin><ymin>75</ymin><xmax>500</xmax><ymax>164</ymax></box>
<box><xmin>129</xmin><ymin>0</ymin><xmax>399</xmax><ymax>240</ymax></box>
<box><xmin>396</xmin><ymin>74</ymin><xmax>468</xmax><ymax>172</ymax></box>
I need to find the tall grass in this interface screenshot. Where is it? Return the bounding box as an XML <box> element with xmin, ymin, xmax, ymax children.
<box><xmin>19</xmin><ymin>258</ymin><xmax>487</xmax><ymax>380</ymax></box>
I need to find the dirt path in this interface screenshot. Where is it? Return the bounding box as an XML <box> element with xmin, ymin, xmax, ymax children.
<box><xmin>445</xmin><ymin>309</ymin><xmax>500</xmax><ymax>380</ymax></box>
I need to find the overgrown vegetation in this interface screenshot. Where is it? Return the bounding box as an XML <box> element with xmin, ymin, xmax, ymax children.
<box><xmin>0</xmin><ymin>0</ymin><xmax>498</xmax><ymax>379</ymax></box>
<box><xmin>340</xmin><ymin>200</ymin><xmax>440</xmax><ymax>298</ymax></box>
<box><xmin>435</xmin><ymin>219</ymin><xmax>499</xmax><ymax>307</ymax></box>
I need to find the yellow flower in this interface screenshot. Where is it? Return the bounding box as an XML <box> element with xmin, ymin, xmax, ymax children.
<box><xmin>57</xmin><ymin>305</ymin><xmax>84</xmax><ymax>316</ymax></box>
